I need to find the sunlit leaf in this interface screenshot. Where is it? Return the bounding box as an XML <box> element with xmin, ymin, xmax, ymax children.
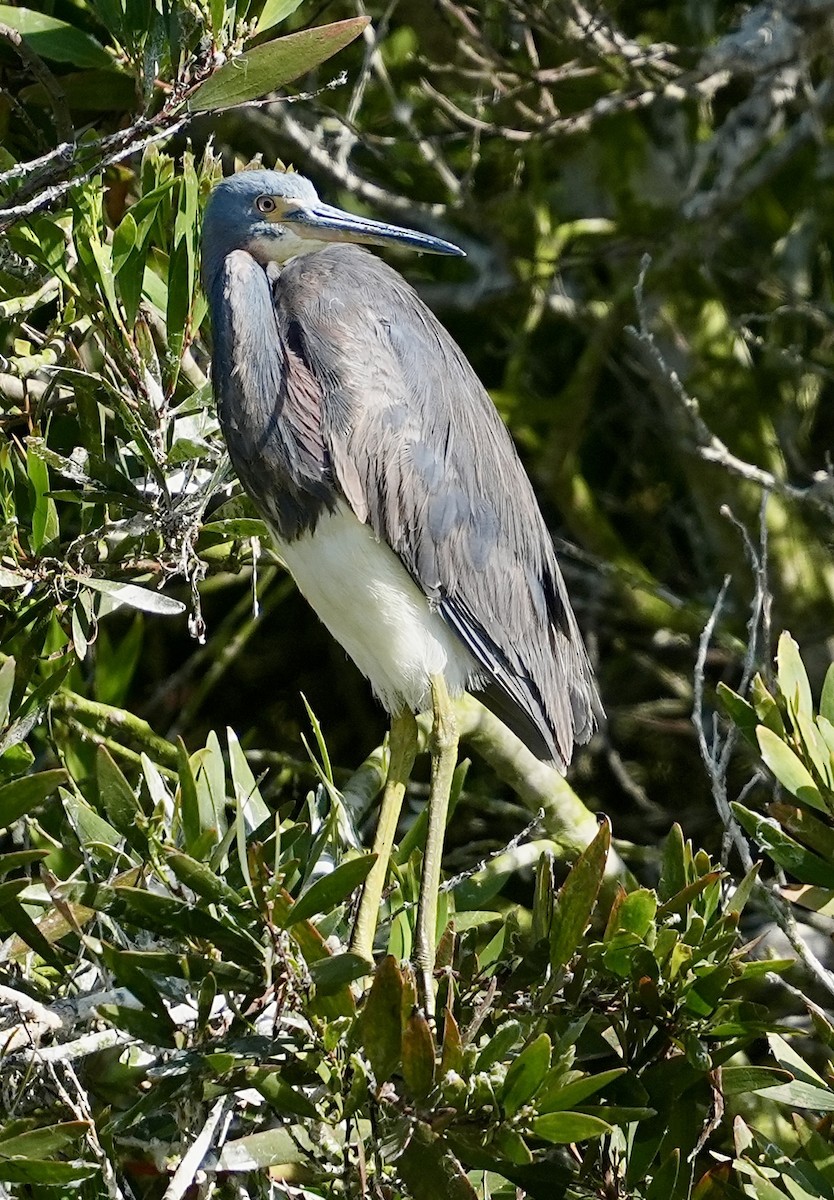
<box><xmin>254</xmin><ymin>0</ymin><xmax>305</xmax><ymax>38</ymax></box>
<box><xmin>776</xmin><ymin>632</ymin><xmax>813</xmax><ymax>724</ymax></box>
<box><xmin>0</xmin><ymin>5</ymin><xmax>112</xmax><ymax>68</ymax></box>
<box><xmin>756</xmin><ymin>728</ymin><xmax>826</xmax><ymax>812</ymax></box>
<box><xmin>732</xmin><ymin>803</ymin><xmax>834</xmax><ymax>888</ymax></box>
<box><xmin>284</xmin><ymin>854</ymin><xmax>376</xmax><ymax>926</ymax></box>
<box><xmin>550</xmin><ymin>818</ymin><xmax>610</xmax><ymax>972</ymax></box>
<box><xmin>75</xmin><ymin>576</ymin><xmax>185</xmax><ymax>616</ymax></box>
<box><xmin>502</xmin><ymin>1032</ymin><xmax>551</xmax><ymax>1116</ymax></box>
<box><xmin>188</xmin><ymin>18</ymin><xmax>370</xmax><ymax>112</ymax></box>
<box><xmin>531</xmin><ymin>1111</ymin><xmax>612</xmax><ymax>1144</ymax></box>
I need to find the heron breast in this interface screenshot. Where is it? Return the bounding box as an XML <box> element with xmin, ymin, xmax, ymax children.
<box><xmin>271</xmin><ymin>501</ymin><xmax>480</xmax><ymax>714</ymax></box>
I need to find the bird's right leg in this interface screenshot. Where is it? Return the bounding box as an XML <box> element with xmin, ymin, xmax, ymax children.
<box><xmin>351</xmin><ymin>709</ymin><xmax>419</xmax><ymax>963</ymax></box>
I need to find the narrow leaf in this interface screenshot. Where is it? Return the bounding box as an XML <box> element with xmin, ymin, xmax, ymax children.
<box><xmin>0</xmin><ymin>770</ymin><xmax>66</xmax><ymax>830</ymax></box>
<box><xmin>0</xmin><ymin>5</ymin><xmax>112</xmax><ymax>68</ymax></box>
<box><xmin>550</xmin><ymin>818</ymin><xmax>610</xmax><ymax>972</ymax></box>
<box><xmin>402</xmin><ymin>1008</ymin><xmax>436</xmax><ymax>1100</ymax></box>
<box><xmin>358</xmin><ymin>955</ymin><xmax>403</xmax><ymax>1082</ymax></box>
<box><xmin>777</xmin><ymin>632</ymin><xmax>813</xmax><ymax>723</ymax></box>
<box><xmin>501</xmin><ymin>1033</ymin><xmax>551</xmax><ymax>1117</ymax></box>
<box><xmin>756</xmin><ymin>727</ymin><xmax>826</xmax><ymax>812</ymax></box>
<box><xmin>531</xmin><ymin>1111</ymin><xmax>612</xmax><ymax>1144</ymax></box>
<box><xmin>538</xmin><ymin>1067</ymin><xmax>627</xmax><ymax>1114</ymax></box>
<box><xmin>188</xmin><ymin>18</ymin><xmax>370</xmax><ymax>112</ymax></box>
<box><xmin>732</xmin><ymin>803</ymin><xmax>834</xmax><ymax>888</ymax></box>
<box><xmin>307</xmin><ymin>951</ymin><xmax>369</xmax><ymax>995</ymax></box>
<box><xmin>284</xmin><ymin>854</ymin><xmax>376</xmax><ymax>926</ymax></box>
<box><xmin>75</xmin><ymin>575</ymin><xmax>185</xmax><ymax>616</ymax></box>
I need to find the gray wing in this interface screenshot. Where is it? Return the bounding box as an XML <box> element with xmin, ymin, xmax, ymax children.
<box><xmin>274</xmin><ymin>245</ymin><xmax>599</xmax><ymax>768</ymax></box>
<box><xmin>210</xmin><ymin>250</ymin><xmax>338</xmax><ymax>541</ymax></box>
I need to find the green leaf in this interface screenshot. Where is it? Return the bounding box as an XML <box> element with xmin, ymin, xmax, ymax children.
<box><xmin>284</xmin><ymin>854</ymin><xmax>376</xmax><ymax>926</ymax></box>
<box><xmin>227</xmin><ymin>727</ymin><xmax>270</xmax><ymax>833</ymax></box>
<box><xmin>99</xmin><ymin>943</ymin><xmax>177</xmax><ymax>1032</ymax></box>
<box><xmin>248</xmin><ymin>1067</ymin><xmax>318</xmax><ymax>1118</ymax></box>
<box><xmin>821</xmin><ymin>664</ymin><xmax>834</xmax><ymax>725</ymax></box>
<box><xmin>493</xmin><ymin>1127</ymin><xmax>533</xmax><ymax>1165</ymax></box>
<box><xmin>756</xmin><ymin>1081</ymin><xmax>834</xmax><ymax>1110</ymax></box>
<box><xmin>756</xmin><ymin>727</ymin><xmax>826</xmax><ymax>812</ymax></box>
<box><xmin>397</xmin><ymin>1121</ymin><xmax>479</xmax><ymax>1200</ymax></box>
<box><xmin>771</xmin><ymin>803</ymin><xmax>834</xmax><ymax>860</ymax></box>
<box><xmin>166</xmin><ymin>234</ymin><xmax>190</xmax><ymax>369</ymax></box>
<box><xmin>717</xmin><ymin>682</ymin><xmax>760</xmax><ymax>747</ymax></box>
<box><xmin>97</xmin><ymin>746</ymin><xmax>143</xmax><ymax>840</ymax></box>
<box><xmin>538</xmin><ymin>1067</ymin><xmax>627</xmax><ymax>1114</ymax></box>
<box><xmin>531</xmin><ymin>1111</ymin><xmax>612</xmax><ymax>1144</ymax></box>
<box><xmin>0</xmin><ymin>879</ymin><xmax>28</xmax><ymax>906</ymax></box>
<box><xmin>254</xmin><ymin>0</ymin><xmax>305</xmax><ymax>37</ymax></box>
<box><xmin>21</xmin><ymin>67</ymin><xmax>135</xmax><ymax>112</ymax></box>
<box><xmin>64</xmin><ymin>791</ymin><xmax>124</xmax><ymax>855</ymax></box>
<box><xmin>0</xmin><ymin>6</ymin><xmax>112</xmax><ymax>68</ymax></box>
<box><xmin>475</xmin><ymin>1019</ymin><xmax>521</xmax><ymax>1072</ymax></box>
<box><xmin>767</xmin><ymin>1033</ymin><xmax>829</xmax><ymax>1086</ymax></box>
<box><xmin>188</xmin><ymin>17</ymin><xmax>370</xmax><ymax>112</ymax></box>
<box><xmin>307</xmin><ymin>951</ymin><xmax>369</xmax><ymax>995</ymax></box>
<box><xmin>658</xmin><ymin>823</ymin><xmax>687</xmax><ymax>902</ymax></box>
<box><xmin>729</xmin><ymin>861</ymin><xmax>760</xmax><ymax>916</ymax></box>
<box><xmin>402</xmin><ymin>1008</ymin><xmax>436</xmax><ymax>1101</ymax></box>
<box><xmin>74</xmin><ymin>575</ymin><xmax>186</xmax><ymax>616</ymax></box>
<box><xmin>796</xmin><ymin>713</ymin><xmax>834</xmax><ymax>788</ymax></box>
<box><xmin>732</xmin><ymin>802</ymin><xmax>834</xmax><ymax>888</ymax></box>
<box><xmin>163</xmin><ymin>848</ymin><xmax>243</xmax><ymax>907</ymax></box>
<box><xmin>58</xmin><ymin>881</ymin><xmax>257</xmax><ymax>958</ymax></box>
<box><xmin>217</xmin><ymin>1127</ymin><xmax>306</xmax><ymax>1170</ymax></box>
<box><xmin>0</xmin><ymin>1161</ymin><xmax>98</xmax><ymax>1184</ymax></box>
<box><xmin>531</xmin><ymin>850</ymin><xmax>555</xmax><ymax>942</ymax></box>
<box><xmin>605</xmin><ymin>887</ymin><xmax>657</xmax><ymax>939</ymax></box>
<box><xmin>27</xmin><ymin>451</ymin><xmax>58</xmax><ymax>552</ymax></box>
<box><xmin>358</xmin><ymin>955</ymin><xmax>403</xmax><ymax>1082</ymax></box>
<box><xmin>751</xmin><ymin>674</ymin><xmax>785</xmax><ymax>737</ymax></box>
<box><xmin>0</xmin><ymin>657</ymin><xmax>15</xmax><ymax>730</ymax></box>
<box><xmin>0</xmin><ymin>769</ymin><xmax>66</xmax><ymax>830</ymax></box>
<box><xmin>777</xmin><ymin>632</ymin><xmax>813</xmax><ymax>724</ymax></box>
<box><xmin>646</xmin><ymin>1149</ymin><xmax>680</xmax><ymax>1200</ymax></box>
<box><xmin>550</xmin><ymin>818</ymin><xmax>610</xmax><ymax>972</ymax></box>
<box><xmin>440</xmin><ymin>1009</ymin><xmax>464</xmax><ymax>1079</ymax></box>
<box><xmin>0</xmin><ymin>849</ymin><xmax>48</xmax><ymax>876</ymax></box>
<box><xmin>502</xmin><ymin>1032</ymin><xmax>551</xmax><ymax>1117</ymax></box>
<box><xmin>720</xmin><ymin>1066</ymin><xmax>792</xmax><ymax>1096</ymax></box>
<box><xmin>0</xmin><ymin>1122</ymin><xmax>88</xmax><ymax>1159</ymax></box>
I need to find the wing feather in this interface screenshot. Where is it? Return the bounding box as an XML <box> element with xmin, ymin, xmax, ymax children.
<box><xmin>273</xmin><ymin>245</ymin><xmax>600</xmax><ymax>767</ymax></box>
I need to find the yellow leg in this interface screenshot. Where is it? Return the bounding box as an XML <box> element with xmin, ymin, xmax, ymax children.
<box><xmin>351</xmin><ymin>710</ymin><xmax>418</xmax><ymax>963</ymax></box>
<box><xmin>414</xmin><ymin>674</ymin><xmax>458</xmax><ymax>1016</ymax></box>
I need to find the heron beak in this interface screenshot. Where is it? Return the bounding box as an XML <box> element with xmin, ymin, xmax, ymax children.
<box><xmin>280</xmin><ymin>202</ymin><xmax>465</xmax><ymax>257</ymax></box>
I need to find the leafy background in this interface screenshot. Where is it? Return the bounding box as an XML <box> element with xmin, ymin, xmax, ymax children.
<box><xmin>1</xmin><ymin>0</ymin><xmax>834</xmax><ymax>1197</ymax></box>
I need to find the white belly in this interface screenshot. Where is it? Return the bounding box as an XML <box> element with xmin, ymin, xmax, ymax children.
<box><xmin>273</xmin><ymin>502</ymin><xmax>479</xmax><ymax>714</ymax></box>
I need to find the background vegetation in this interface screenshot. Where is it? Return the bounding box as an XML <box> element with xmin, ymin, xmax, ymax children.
<box><xmin>1</xmin><ymin>0</ymin><xmax>834</xmax><ymax>1196</ymax></box>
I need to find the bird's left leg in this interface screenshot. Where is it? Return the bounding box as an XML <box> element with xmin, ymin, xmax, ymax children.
<box><xmin>414</xmin><ymin>673</ymin><xmax>459</xmax><ymax>1017</ymax></box>
<box><xmin>351</xmin><ymin>709</ymin><xmax>419</xmax><ymax>964</ymax></box>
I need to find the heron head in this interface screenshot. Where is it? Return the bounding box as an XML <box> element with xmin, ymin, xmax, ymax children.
<box><xmin>201</xmin><ymin>169</ymin><xmax>463</xmax><ymax>286</ymax></box>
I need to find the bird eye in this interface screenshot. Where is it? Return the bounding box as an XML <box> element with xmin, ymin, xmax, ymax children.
<box><xmin>256</xmin><ymin>195</ymin><xmax>277</xmax><ymax>214</ymax></box>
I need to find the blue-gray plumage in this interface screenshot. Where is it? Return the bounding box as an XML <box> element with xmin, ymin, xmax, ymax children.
<box><xmin>202</xmin><ymin>169</ymin><xmax>599</xmax><ymax>771</ymax></box>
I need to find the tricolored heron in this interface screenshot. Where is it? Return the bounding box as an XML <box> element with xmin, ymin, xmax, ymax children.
<box><xmin>201</xmin><ymin>170</ymin><xmax>599</xmax><ymax>1011</ymax></box>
